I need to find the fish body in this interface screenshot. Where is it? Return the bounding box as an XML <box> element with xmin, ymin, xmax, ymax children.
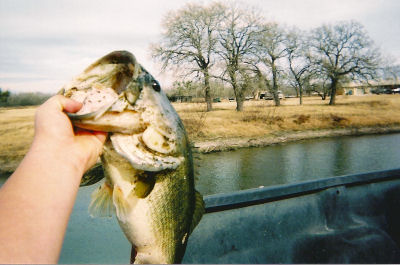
<box><xmin>60</xmin><ymin>51</ymin><xmax>204</xmax><ymax>264</ymax></box>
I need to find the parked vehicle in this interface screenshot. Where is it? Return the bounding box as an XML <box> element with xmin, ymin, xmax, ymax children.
<box><xmin>263</xmin><ymin>95</ymin><xmax>273</xmax><ymax>100</ymax></box>
<box><xmin>371</xmin><ymin>87</ymin><xmax>393</xmax><ymax>94</ymax></box>
<box><xmin>260</xmin><ymin>91</ymin><xmax>285</xmax><ymax>100</ymax></box>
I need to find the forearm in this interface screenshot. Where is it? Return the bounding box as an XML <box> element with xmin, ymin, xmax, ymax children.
<box><xmin>0</xmin><ymin>95</ymin><xmax>106</xmax><ymax>263</ymax></box>
<box><xmin>0</xmin><ymin>139</ymin><xmax>85</xmax><ymax>263</ymax></box>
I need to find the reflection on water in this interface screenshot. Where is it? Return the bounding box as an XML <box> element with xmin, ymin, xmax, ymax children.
<box><xmin>1</xmin><ymin>133</ymin><xmax>400</xmax><ymax>263</ymax></box>
<box><xmin>195</xmin><ymin>133</ymin><xmax>400</xmax><ymax>195</ymax></box>
<box><xmin>59</xmin><ymin>184</ymin><xmax>131</xmax><ymax>263</ymax></box>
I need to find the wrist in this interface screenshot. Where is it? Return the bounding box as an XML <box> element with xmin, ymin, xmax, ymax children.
<box><xmin>29</xmin><ymin>137</ymin><xmax>87</xmax><ymax>179</ymax></box>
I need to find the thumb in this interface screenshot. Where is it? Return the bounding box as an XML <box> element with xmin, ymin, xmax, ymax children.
<box><xmin>45</xmin><ymin>95</ymin><xmax>83</xmax><ymax>113</ymax></box>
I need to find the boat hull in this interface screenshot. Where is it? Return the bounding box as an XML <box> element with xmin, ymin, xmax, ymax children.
<box><xmin>183</xmin><ymin>168</ymin><xmax>400</xmax><ymax>263</ymax></box>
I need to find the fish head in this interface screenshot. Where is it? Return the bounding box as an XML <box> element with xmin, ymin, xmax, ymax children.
<box><xmin>60</xmin><ymin>50</ymin><xmax>140</xmax><ymax>119</ymax></box>
<box><xmin>60</xmin><ymin>50</ymin><xmax>187</xmax><ymax>172</ymax></box>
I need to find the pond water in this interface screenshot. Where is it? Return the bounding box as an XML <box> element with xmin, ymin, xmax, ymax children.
<box><xmin>1</xmin><ymin>133</ymin><xmax>400</xmax><ymax>263</ymax></box>
<box><xmin>195</xmin><ymin>133</ymin><xmax>400</xmax><ymax>195</ymax></box>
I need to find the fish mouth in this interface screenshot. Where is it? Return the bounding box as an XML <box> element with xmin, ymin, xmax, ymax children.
<box><xmin>62</xmin><ymin>50</ymin><xmax>182</xmax><ymax>172</ymax></box>
<box><xmin>61</xmin><ymin>51</ymin><xmax>138</xmax><ymax>122</ymax></box>
<box><xmin>63</xmin><ymin>51</ymin><xmax>160</xmax><ymax>128</ymax></box>
<box><xmin>66</xmin><ymin>90</ymin><xmax>122</xmax><ymax>123</ymax></box>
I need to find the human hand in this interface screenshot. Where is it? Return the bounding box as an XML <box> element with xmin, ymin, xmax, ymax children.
<box><xmin>33</xmin><ymin>95</ymin><xmax>107</xmax><ymax>174</ymax></box>
<box><xmin>0</xmin><ymin>95</ymin><xmax>107</xmax><ymax>263</ymax></box>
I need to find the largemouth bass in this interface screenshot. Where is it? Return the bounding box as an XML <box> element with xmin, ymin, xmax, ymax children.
<box><xmin>59</xmin><ymin>51</ymin><xmax>204</xmax><ymax>264</ymax></box>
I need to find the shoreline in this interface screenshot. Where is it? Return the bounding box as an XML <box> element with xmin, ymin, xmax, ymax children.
<box><xmin>2</xmin><ymin>125</ymin><xmax>400</xmax><ymax>179</ymax></box>
<box><xmin>192</xmin><ymin>125</ymin><xmax>400</xmax><ymax>153</ymax></box>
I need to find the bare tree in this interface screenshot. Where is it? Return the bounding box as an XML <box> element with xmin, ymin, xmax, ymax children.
<box><xmin>285</xmin><ymin>28</ymin><xmax>313</xmax><ymax>105</ymax></box>
<box><xmin>309</xmin><ymin>21</ymin><xmax>381</xmax><ymax>105</ymax></box>
<box><xmin>380</xmin><ymin>62</ymin><xmax>400</xmax><ymax>82</ymax></box>
<box><xmin>216</xmin><ymin>3</ymin><xmax>262</xmax><ymax>111</ymax></box>
<box><xmin>254</xmin><ymin>23</ymin><xmax>288</xmax><ymax>106</ymax></box>
<box><xmin>308</xmin><ymin>76</ymin><xmax>330</xmax><ymax>100</ymax></box>
<box><xmin>151</xmin><ymin>2</ymin><xmax>224</xmax><ymax>111</ymax></box>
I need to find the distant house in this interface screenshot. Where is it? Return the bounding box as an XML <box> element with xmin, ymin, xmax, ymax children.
<box><xmin>342</xmin><ymin>80</ymin><xmax>400</xmax><ymax>95</ymax></box>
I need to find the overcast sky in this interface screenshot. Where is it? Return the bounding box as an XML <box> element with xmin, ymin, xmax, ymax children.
<box><xmin>1</xmin><ymin>0</ymin><xmax>399</xmax><ymax>94</ymax></box>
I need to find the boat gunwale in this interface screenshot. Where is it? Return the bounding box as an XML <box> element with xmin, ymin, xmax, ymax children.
<box><xmin>204</xmin><ymin>168</ymin><xmax>400</xmax><ymax>213</ymax></box>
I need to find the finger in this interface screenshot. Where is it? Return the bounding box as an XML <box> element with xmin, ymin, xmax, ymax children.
<box><xmin>44</xmin><ymin>95</ymin><xmax>83</xmax><ymax>113</ymax></box>
<box><xmin>60</xmin><ymin>96</ymin><xmax>83</xmax><ymax>113</ymax></box>
<box><xmin>74</xmin><ymin>128</ymin><xmax>108</xmax><ymax>171</ymax></box>
<box><xmin>75</xmin><ymin>128</ymin><xmax>108</xmax><ymax>143</ymax></box>
<box><xmin>93</xmin><ymin>131</ymin><xmax>108</xmax><ymax>144</ymax></box>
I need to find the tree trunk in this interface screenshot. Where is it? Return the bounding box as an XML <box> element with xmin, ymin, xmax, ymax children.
<box><xmin>236</xmin><ymin>97</ymin><xmax>244</xmax><ymax>111</ymax></box>
<box><xmin>329</xmin><ymin>78</ymin><xmax>338</xmax><ymax>105</ymax></box>
<box><xmin>272</xmin><ymin>91</ymin><xmax>280</xmax><ymax>106</ymax></box>
<box><xmin>229</xmin><ymin>70</ymin><xmax>244</xmax><ymax>111</ymax></box>
<box><xmin>299</xmin><ymin>85</ymin><xmax>303</xmax><ymax>105</ymax></box>
<box><xmin>233</xmin><ymin>82</ymin><xmax>244</xmax><ymax>111</ymax></box>
<box><xmin>271</xmin><ymin>62</ymin><xmax>280</xmax><ymax>106</ymax></box>
<box><xmin>204</xmin><ymin>69</ymin><xmax>212</xmax><ymax>112</ymax></box>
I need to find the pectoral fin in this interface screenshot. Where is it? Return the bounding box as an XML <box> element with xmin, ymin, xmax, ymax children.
<box><xmin>88</xmin><ymin>182</ymin><xmax>114</xmax><ymax>217</ymax></box>
<box><xmin>132</xmin><ymin>173</ymin><xmax>156</xmax><ymax>198</ymax></box>
<box><xmin>113</xmin><ymin>185</ymin><xmax>131</xmax><ymax>223</ymax></box>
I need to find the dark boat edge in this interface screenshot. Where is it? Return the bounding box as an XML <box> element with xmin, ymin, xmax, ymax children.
<box><xmin>184</xmin><ymin>168</ymin><xmax>400</xmax><ymax>263</ymax></box>
<box><xmin>204</xmin><ymin>168</ymin><xmax>400</xmax><ymax>213</ymax></box>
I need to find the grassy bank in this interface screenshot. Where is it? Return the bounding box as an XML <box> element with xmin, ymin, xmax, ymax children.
<box><xmin>0</xmin><ymin>107</ymin><xmax>36</xmax><ymax>175</ymax></box>
<box><xmin>177</xmin><ymin>95</ymin><xmax>400</xmax><ymax>141</ymax></box>
<box><xmin>1</xmin><ymin>95</ymin><xmax>400</xmax><ymax>175</ymax></box>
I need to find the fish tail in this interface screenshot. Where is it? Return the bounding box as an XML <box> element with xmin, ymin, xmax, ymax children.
<box><xmin>88</xmin><ymin>182</ymin><xmax>114</xmax><ymax>217</ymax></box>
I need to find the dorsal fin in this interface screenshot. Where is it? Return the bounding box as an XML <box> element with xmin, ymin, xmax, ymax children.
<box><xmin>189</xmin><ymin>190</ymin><xmax>205</xmax><ymax>235</ymax></box>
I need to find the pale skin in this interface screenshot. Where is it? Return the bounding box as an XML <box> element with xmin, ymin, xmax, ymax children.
<box><xmin>0</xmin><ymin>95</ymin><xmax>107</xmax><ymax>264</ymax></box>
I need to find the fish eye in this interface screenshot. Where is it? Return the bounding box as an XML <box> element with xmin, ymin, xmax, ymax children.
<box><xmin>152</xmin><ymin>80</ymin><xmax>161</xmax><ymax>92</ymax></box>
